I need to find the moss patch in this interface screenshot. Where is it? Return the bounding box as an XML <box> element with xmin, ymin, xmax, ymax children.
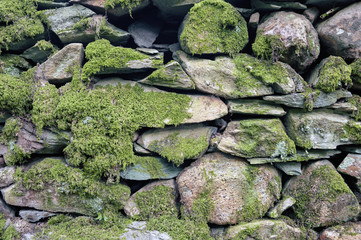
<box><xmin>350</xmin><ymin>58</ymin><xmax>361</xmax><ymax>83</ymax></box>
<box><xmin>179</xmin><ymin>0</ymin><xmax>248</xmax><ymax>55</ymax></box>
<box><xmin>252</xmin><ymin>31</ymin><xmax>283</xmax><ymax>60</ymax></box>
<box><xmin>0</xmin><ymin>118</ymin><xmax>21</xmax><ymax>144</ymax></box>
<box><xmin>135</xmin><ymin>156</ymin><xmax>166</xmax><ymax>179</ymax></box>
<box><xmin>347</xmin><ymin>95</ymin><xmax>361</xmax><ymax>121</ymax></box>
<box><xmin>105</xmin><ymin>0</ymin><xmax>142</xmax><ymax>12</ymax></box>
<box><xmin>344</xmin><ymin>121</ymin><xmax>361</xmax><ymax>144</ymax></box>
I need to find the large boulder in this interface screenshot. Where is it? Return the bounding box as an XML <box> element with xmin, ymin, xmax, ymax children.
<box><xmin>317</xmin><ymin>2</ymin><xmax>361</xmax><ymax>60</ymax></box>
<box><xmin>283</xmin><ymin>160</ymin><xmax>360</xmax><ymax>228</ymax></box>
<box><xmin>218</xmin><ymin>119</ymin><xmax>296</xmax><ymax>159</ymax></box>
<box><xmin>178</xmin><ymin>0</ymin><xmax>248</xmax><ymax>55</ymax></box>
<box><xmin>253</xmin><ymin>11</ymin><xmax>320</xmax><ymax>72</ymax></box>
<box><xmin>177</xmin><ymin>152</ymin><xmax>282</xmax><ymax>225</ymax></box>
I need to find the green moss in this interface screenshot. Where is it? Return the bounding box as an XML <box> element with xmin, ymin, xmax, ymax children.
<box><xmin>136</xmin><ymin>156</ymin><xmax>166</xmax><ymax>179</ymax></box>
<box><xmin>146</xmin><ymin>61</ymin><xmax>180</xmax><ymax>84</ymax></box>
<box><xmin>233</xmin><ymin>224</ymin><xmax>260</xmax><ymax>240</ymax></box>
<box><xmin>0</xmin><ymin>118</ymin><xmax>21</xmax><ymax>144</ymax></box>
<box><xmin>350</xmin><ymin>58</ymin><xmax>361</xmax><ymax>83</ymax></box>
<box><xmin>105</xmin><ymin>0</ymin><xmax>142</xmax><ymax>12</ymax></box>
<box><xmin>252</xmin><ymin>31</ymin><xmax>283</xmax><ymax>60</ymax></box>
<box><xmin>81</xmin><ymin>39</ymin><xmax>162</xmax><ymax>81</ymax></box>
<box><xmin>36</xmin><ymin>40</ymin><xmax>58</xmax><ymax>56</ymax></box>
<box><xmin>134</xmin><ymin>185</ymin><xmax>178</xmax><ymax>220</ymax></box>
<box><xmin>2</xmin><ymin>225</ymin><xmax>20</xmax><ymax>240</ymax></box>
<box><xmin>5</xmin><ymin>144</ymin><xmax>30</xmax><ymax>166</ymax></box>
<box><xmin>0</xmin><ymin>54</ymin><xmax>31</xmax><ymax>76</ymax></box>
<box><xmin>36</xmin><ymin>214</ymin><xmax>131</xmax><ymax>240</ymax></box>
<box><xmin>316</xmin><ymin>56</ymin><xmax>352</xmax><ymax>93</ymax></box>
<box><xmin>148</xmin><ymin>133</ymin><xmax>208</xmax><ymax>166</ymax></box>
<box><xmin>301</xmin><ymin>87</ymin><xmax>321</xmax><ymax>112</ymax></box>
<box><xmin>179</xmin><ymin>0</ymin><xmax>248</xmax><ymax>55</ymax></box>
<box><xmin>0</xmin><ymin>0</ymin><xmax>37</xmax><ymax>24</ymax></box>
<box><xmin>344</xmin><ymin>121</ymin><xmax>361</xmax><ymax>144</ymax></box>
<box><xmin>347</xmin><ymin>95</ymin><xmax>361</xmax><ymax>121</ymax></box>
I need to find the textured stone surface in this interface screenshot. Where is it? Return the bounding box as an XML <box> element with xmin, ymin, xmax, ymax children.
<box><xmin>120</xmin><ymin>221</ymin><xmax>171</xmax><ymax>240</ymax></box>
<box><xmin>228</xmin><ymin>99</ymin><xmax>286</xmax><ymax>116</ymax></box>
<box><xmin>128</xmin><ymin>17</ymin><xmax>163</xmax><ymax>48</ymax></box>
<box><xmin>177</xmin><ymin>152</ymin><xmax>281</xmax><ymax>225</ymax></box>
<box><xmin>0</xmin><ymin>166</ymin><xmax>16</xmax><ymax>188</ymax></box>
<box><xmin>19</xmin><ymin>210</ymin><xmax>56</xmax><ymax>223</ymax></box>
<box><xmin>320</xmin><ymin>222</ymin><xmax>361</xmax><ymax>240</ymax></box>
<box><xmin>275</xmin><ymin>162</ymin><xmax>302</xmax><ymax>176</ymax></box>
<box><xmin>267</xmin><ymin>196</ymin><xmax>296</xmax><ymax>218</ymax></box>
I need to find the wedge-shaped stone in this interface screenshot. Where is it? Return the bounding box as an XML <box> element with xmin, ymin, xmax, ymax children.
<box><xmin>228</xmin><ymin>99</ymin><xmax>286</xmax><ymax>116</ymax></box>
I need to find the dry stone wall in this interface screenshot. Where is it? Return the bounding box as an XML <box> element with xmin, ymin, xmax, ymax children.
<box><xmin>1</xmin><ymin>0</ymin><xmax>361</xmax><ymax>239</ymax></box>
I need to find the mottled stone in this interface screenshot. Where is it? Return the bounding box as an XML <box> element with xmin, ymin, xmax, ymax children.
<box><xmin>19</xmin><ymin>210</ymin><xmax>56</xmax><ymax>223</ymax></box>
<box><xmin>228</xmin><ymin>99</ymin><xmax>286</xmax><ymax>117</ymax></box>
<box><xmin>320</xmin><ymin>221</ymin><xmax>361</xmax><ymax>240</ymax></box>
<box><xmin>275</xmin><ymin>162</ymin><xmax>302</xmax><ymax>176</ymax></box>
<box><xmin>267</xmin><ymin>196</ymin><xmax>296</xmax><ymax>219</ymax></box>
<box><xmin>0</xmin><ymin>166</ymin><xmax>16</xmax><ymax>188</ymax></box>
<box><xmin>120</xmin><ymin>221</ymin><xmax>171</xmax><ymax>240</ymax></box>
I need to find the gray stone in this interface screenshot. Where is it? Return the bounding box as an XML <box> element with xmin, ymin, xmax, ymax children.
<box><xmin>263</xmin><ymin>90</ymin><xmax>352</xmax><ymax>109</ymax></box>
<box><xmin>136</xmin><ymin>48</ymin><xmax>159</xmax><ymax>55</ymax></box>
<box><xmin>177</xmin><ymin>152</ymin><xmax>281</xmax><ymax>225</ymax></box>
<box><xmin>275</xmin><ymin>162</ymin><xmax>302</xmax><ymax>176</ymax></box>
<box><xmin>137</xmin><ymin>124</ymin><xmax>216</xmax><ymax>165</ymax></box>
<box><xmin>19</xmin><ymin>210</ymin><xmax>56</xmax><ymax>223</ymax></box>
<box><xmin>253</xmin><ymin>11</ymin><xmax>320</xmax><ymax>72</ymax></box>
<box><xmin>285</xmin><ymin>109</ymin><xmax>355</xmax><ymax>149</ymax></box>
<box><xmin>328</xmin><ymin>101</ymin><xmax>357</xmax><ymax>113</ymax></box>
<box><xmin>128</xmin><ymin>17</ymin><xmax>163</xmax><ymax>48</ymax></box>
<box><xmin>337</xmin><ymin>153</ymin><xmax>361</xmax><ymax>192</ymax></box>
<box><xmin>0</xmin><ymin>54</ymin><xmax>32</xmax><ymax>77</ymax></box>
<box><xmin>120</xmin><ymin>156</ymin><xmax>183</xmax><ymax>181</ymax></box>
<box><xmin>0</xmin><ymin>197</ymin><xmax>15</xmax><ymax>218</ymax></box>
<box><xmin>267</xmin><ymin>196</ymin><xmax>296</xmax><ymax>219</ymax></box>
<box><xmin>340</xmin><ymin>146</ymin><xmax>361</xmax><ymax>154</ymax></box>
<box><xmin>93</xmin><ymin>78</ymin><xmax>162</xmax><ymax>92</ymax></box>
<box><xmin>35</xmin><ymin>43</ymin><xmax>84</xmax><ymax>85</ymax></box>
<box><xmin>248</xmin><ymin>12</ymin><xmax>260</xmax><ymax>32</ymax></box>
<box><xmin>317</xmin><ymin>2</ymin><xmax>361</xmax><ymax>60</ymax></box>
<box><xmin>251</xmin><ymin>0</ymin><xmax>307</xmax><ymax>11</ymax></box>
<box><xmin>228</xmin><ymin>99</ymin><xmax>286</xmax><ymax>116</ymax></box>
<box><xmin>124</xmin><ymin>180</ymin><xmax>178</xmax><ymax>219</ymax></box>
<box><xmin>140</xmin><ymin>61</ymin><xmax>195</xmax><ymax>90</ymax></box>
<box><xmin>36</xmin><ymin>0</ymin><xmax>70</xmax><ymax>9</ymax></box>
<box><xmin>224</xmin><ymin>219</ymin><xmax>317</xmax><ymax>240</ymax></box>
<box><xmin>283</xmin><ymin>160</ymin><xmax>360</xmax><ymax>228</ymax></box>
<box><xmin>248</xmin><ymin>149</ymin><xmax>341</xmax><ymax>164</ymax></box>
<box><xmin>133</xmin><ymin>143</ymin><xmax>152</xmax><ymax>155</ymax></box>
<box><xmin>0</xmin><ymin>166</ymin><xmax>16</xmax><ymax>188</ymax></box>
<box><xmin>218</xmin><ymin>119</ymin><xmax>296</xmax><ymax>158</ymax></box>
<box><xmin>303</xmin><ymin>7</ymin><xmax>319</xmax><ymax>24</ymax></box>
<box><xmin>320</xmin><ymin>221</ymin><xmax>361</xmax><ymax>240</ymax></box>
<box><xmin>120</xmin><ymin>221</ymin><xmax>171</xmax><ymax>240</ymax></box>
<box><xmin>21</xmin><ymin>41</ymin><xmax>59</xmax><ymax>63</ymax></box>
<box><xmin>174</xmin><ymin>51</ymin><xmax>273</xmax><ymax>99</ymax></box>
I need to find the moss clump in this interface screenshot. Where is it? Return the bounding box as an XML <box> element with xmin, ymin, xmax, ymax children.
<box><xmin>1</xmin><ymin>226</ymin><xmax>20</xmax><ymax>240</ymax></box>
<box><xmin>148</xmin><ymin>133</ymin><xmax>209</xmax><ymax>166</ymax></box>
<box><xmin>179</xmin><ymin>0</ymin><xmax>248</xmax><ymax>55</ymax></box>
<box><xmin>344</xmin><ymin>121</ymin><xmax>361</xmax><ymax>144</ymax></box>
<box><xmin>0</xmin><ymin>118</ymin><xmax>21</xmax><ymax>144</ymax></box>
<box><xmin>0</xmin><ymin>54</ymin><xmax>31</xmax><ymax>76</ymax></box>
<box><xmin>347</xmin><ymin>95</ymin><xmax>361</xmax><ymax>121</ymax></box>
<box><xmin>36</xmin><ymin>40</ymin><xmax>58</xmax><ymax>57</ymax></box>
<box><xmin>81</xmin><ymin>39</ymin><xmax>162</xmax><ymax>81</ymax></box>
<box><xmin>134</xmin><ymin>185</ymin><xmax>178</xmax><ymax>220</ymax></box>
<box><xmin>252</xmin><ymin>31</ymin><xmax>283</xmax><ymax>60</ymax></box>
<box><xmin>36</xmin><ymin>214</ymin><xmax>131</xmax><ymax>240</ymax></box>
<box><xmin>136</xmin><ymin>156</ymin><xmax>166</xmax><ymax>179</ymax></box>
<box><xmin>146</xmin><ymin>61</ymin><xmax>181</xmax><ymax>84</ymax></box>
<box><xmin>315</xmin><ymin>56</ymin><xmax>352</xmax><ymax>93</ymax></box>
<box><xmin>105</xmin><ymin>0</ymin><xmax>142</xmax><ymax>11</ymax></box>
<box><xmin>350</xmin><ymin>58</ymin><xmax>361</xmax><ymax>83</ymax></box>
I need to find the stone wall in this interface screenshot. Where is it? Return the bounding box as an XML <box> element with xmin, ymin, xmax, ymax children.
<box><xmin>0</xmin><ymin>0</ymin><xmax>361</xmax><ymax>239</ymax></box>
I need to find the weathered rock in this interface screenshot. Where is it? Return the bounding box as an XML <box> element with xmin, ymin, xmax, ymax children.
<box><xmin>36</xmin><ymin>0</ymin><xmax>70</xmax><ymax>9</ymax></box>
<box><xmin>153</xmin><ymin>0</ymin><xmax>202</xmax><ymax>21</ymax></box>
<box><xmin>93</xmin><ymin>78</ymin><xmax>162</xmax><ymax>92</ymax></box>
<box><xmin>317</xmin><ymin>2</ymin><xmax>361</xmax><ymax>60</ymax></box>
<box><xmin>133</xmin><ymin>143</ymin><xmax>152</xmax><ymax>155</ymax></box>
<box><xmin>283</xmin><ymin>160</ymin><xmax>360</xmax><ymax>228</ymax></box>
<box><xmin>124</xmin><ymin>180</ymin><xmax>178</xmax><ymax>220</ymax></box>
<box><xmin>19</xmin><ymin>210</ymin><xmax>56</xmax><ymax>223</ymax></box>
<box><xmin>178</xmin><ymin>0</ymin><xmax>248</xmax><ymax>55</ymax></box>
<box><xmin>249</xmin><ymin>12</ymin><xmax>260</xmax><ymax>33</ymax></box>
<box><xmin>177</xmin><ymin>152</ymin><xmax>282</xmax><ymax>225</ymax></box>
<box><xmin>119</xmin><ymin>221</ymin><xmax>171</xmax><ymax>240</ymax></box>
<box><xmin>306</xmin><ymin>0</ymin><xmax>357</xmax><ymax>8</ymax></box>
<box><xmin>328</xmin><ymin>101</ymin><xmax>357</xmax><ymax>113</ymax></box>
<box><xmin>174</xmin><ymin>51</ymin><xmax>274</xmax><ymax>99</ymax></box>
<box><xmin>251</xmin><ymin>0</ymin><xmax>307</xmax><ymax>11</ymax></box>
<box><xmin>218</xmin><ymin>119</ymin><xmax>296</xmax><ymax>158</ymax></box>
<box><xmin>338</xmin><ymin>153</ymin><xmax>361</xmax><ymax>191</ymax></box>
<box><xmin>140</xmin><ymin>61</ymin><xmax>195</xmax><ymax>90</ymax></box>
<box><xmin>120</xmin><ymin>156</ymin><xmax>183</xmax><ymax>180</ymax></box>
<box><xmin>0</xmin><ymin>54</ymin><xmax>32</xmax><ymax>76</ymax></box>
<box><xmin>228</xmin><ymin>99</ymin><xmax>286</xmax><ymax>116</ymax></box>
<box><xmin>267</xmin><ymin>196</ymin><xmax>296</xmax><ymax>218</ymax></box>
<box><xmin>137</xmin><ymin>124</ymin><xmax>216</xmax><ymax>165</ymax></box>
<box><xmin>340</xmin><ymin>146</ymin><xmax>361</xmax><ymax>154</ymax></box>
<box><xmin>285</xmin><ymin>109</ymin><xmax>355</xmax><ymax>149</ymax></box>
<box><xmin>128</xmin><ymin>17</ymin><xmax>163</xmax><ymax>48</ymax></box>
<box><xmin>320</xmin><ymin>222</ymin><xmax>361</xmax><ymax>240</ymax></box>
<box><xmin>275</xmin><ymin>162</ymin><xmax>302</xmax><ymax>176</ymax></box>
<box><xmin>308</xmin><ymin>56</ymin><xmax>352</xmax><ymax>93</ymax></box>
<box><xmin>0</xmin><ymin>166</ymin><xmax>15</xmax><ymax>188</ymax></box>
<box><xmin>303</xmin><ymin>7</ymin><xmax>320</xmax><ymax>23</ymax></box>
<box><xmin>224</xmin><ymin>219</ymin><xmax>317</xmax><ymax>240</ymax></box>
<box><xmin>264</xmin><ymin>90</ymin><xmax>352</xmax><ymax>109</ymax></box>
<box><xmin>253</xmin><ymin>11</ymin><xmax>320</xmax><ymax>72</ymax></box>
<box><xmin>0</xmin><ymin>197</ymin><xmax>15</xmax><ymax>218</ymax></box>
<box><xmin>248</xmin><ymin>149</ymin><xmax>341</xmax><ymax>164</ymax></box>
<box><xmin>21</xmin><ymin>40</ymin><xmax>59</xmax><ymax>63</ymax></box>
<box><xmin>35</xmin><ymin>43</ymin><xmax>84</xmax><ymax>85</ymax></box>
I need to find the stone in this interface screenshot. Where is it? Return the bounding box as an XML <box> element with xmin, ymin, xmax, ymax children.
<box><xmin>124</xmin><ymin>180</ymin><xmax>178</xmax><ymax>220</ymax></box>
<box><xmin>0</xmin><ymin>54</ymin><xmax>32</xmax><ymax>77</ymax></box>
<box><xmin>338</xmin><ymin>153</ymin><xmax>361</xmax><ymax>191</ymax></box>
<box><xmin>120</xmin><ymin>156</ymin><xmax>183</xmax><ymax>181</ymax></box>
<box><xmin>340</xmin><ymin>146</ymin><xmax>361</xmax><ymax>154</ymax></box>
<box><xmin>19</xmin><ymin>210</ymin><xmax>56</xmax><ymax>223</ymax></box>
<box><xmin>178</xmin><ymin>0</ymin><xmax>248</xmax><ymax>55</ymax></box>
<box><xmin>174</xmin><ymin>51</ymin><xmax>274</xmax><ymax>99</ymax></box>
<box><xmin>35</xmin><ymin>43</ymin><xmax>84</xmax><ymax>86</ymax></box>
<box><xmin>283</xmin><ymin>160</ymin><xmax>360</xmax><ymax>228</ymax></box>
<box><xmin>275</xmin><ymin>162</ymin><xmax>302</xmax><ymax>176</ymax></box>
<box><xmin>350</xmin><ymin>58</ymin><xmax>361</xmax><ymax>83</ymax></box>
<box><xmin>139</xmin><ymin>61</ymin><xmax>195</xmax><ymax>90</ymax></box>
<box><xmin>267</xmin><ymin>196</ymin><xmax>296</xmax><ymax>218</ymax></box>
<box><xmin>0</xmin><ymin>197</ymin><xmax>15</xmax><ymax>219</ymax></box>
<box><xmin>218</xmin><ymin>119</ymin><xmax>296</xmax><ymax>158</ymax></box>
<box><xmin>253</xmin><ymin>11</ymin><xmax>320</xmax><ymax>72</ymax></box>
<box><xmin>36</xmin><ymin>1</ymin><xmax>70</xmax><ymax>9</ymax></box>
<box><xmin>303</xmin><ymin>7</ymin><xmax>320</xmax><ymax>23</ymax></box>
<box><xmin>228</xmin><ymin>99</ymin><xmax>286</xmax><ymax>117</ymax></box>
<box><xmin>133</xmin><ymin>143</ymin><xmax>152</xmax><ymax>155</ymax></box>
<box><xmin>308</xmin><ymin>56</ymin><xmax>352</xmax><ymax>93</ymax></box>
<box><xmin>128</xmin><ymin>16</ymin><xmax>163</xmax><ymax>48</ymax></box>
<box><xmin>248</xmin><ymin>149</ymin><xmax>341</xmax><ymax>164</ymax></box>
<box><xmin>93</xmin><ymin>78</ymin><xmax>161</xmax><ymax>92</ymax></box>
<box><xmin>21</xmin><ymin>40</ymin><xmax>59</xmax><ymax>63</ymax></box>
<box><xmin>328</xmin><ymin>102</ymin><xmax>357</xmax><ymax>113</ymax></box>
<box><xmin>0</xmin><ymin>166</ymin><xmax>15</xmax><ymax>188</ymax></box>
<box><xmin>248</xmin><ymin>12</ymin><xmax>260</xmax><ymax>32</ymax></box>
<box><xmin>119</xmin><ymin>221</ymin><xmax>171</xmax><ymax>240</ymax></box>
<box><xmin>251</xmin><ymin>0</ymin><xmax>307</xmax><ymax>11</ymax></box>
<box><xmin>320</xmin><ymin>222</ymin><xmax>361</xmax><ymax>240</ymax></box>
<box><xmin>177</xmin><ymin>152</ymin><xmax>281</xmax><ymax>225</ymax></box>
<box><xmin>152</xmin><ymin>0</ymin><xmax>202</xmax><ymax>21</ymax></box>
<box><xmin>264</xmin><ymin>90</ymin><xmax>352</xmax><ymax>109</ymax></box>
<box><xmin>137</xmin><ymin>124</ymin><xmax>216</xmax><ymax>165</ymax></box>
<box><xmin>306</xmin><ymin>0</ymin><xmax>357</xmax><ymax>8</ymax></box>
<box><xmin>317</xmin><ymin>2</ymin><xmax>361</xmax><ymax>60</ymax></box>
<box><xmin>224</xmin><ymin>219</ymin><xmax>317</xmax><ymax>240</ymax></box>
<box><xmin>285</xmin><ymin>109</ymin><xmax>355</xmax><ymax>149</ymax></box>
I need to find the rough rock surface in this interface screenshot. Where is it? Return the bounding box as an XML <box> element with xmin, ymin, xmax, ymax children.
<box><xmin>275</xmin><ymin>162</ymin><xmax>302</xmax><ymax>176</ymax></box>
<box><xmin>228</xmin><ymin>99</ymin><xmax>286</xmax><ymax>116</ymax></box>
<box><xmin>177</xmin><ymin>152</ymin><xmax>281</xmax><ymax>225</ymax></box>
<box><xmin>19</xmin><ymin>210</ymin><xmax>56</xmax><ymax>223</ymax></box>
<box><xmin>0</xmin><ymin>166</ymin><xmax>15</xmax><ymax>188</ymax></box>
<box><xmin>320</xmin><ymin>222</ymin><xmax>361</xmax><ymax>240</ymax></box>
<box><xmin>283</xmin><ymin>160</ymin><xmax>360</xmax><ymax>228</ymax></box>
<box><xmin>119</xmin><ymin>221</ymin><xmax>171</xmax><ymax>240</ymax></box>
<box><xmin>267</xmin><ymin>196</ymin><xmax>296</xmax><ymax>218</ymax></box>
<box><xmin>338</xmin><ymin>153</ymin><xmax>361</xmax><ymax>191</ymax></box>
